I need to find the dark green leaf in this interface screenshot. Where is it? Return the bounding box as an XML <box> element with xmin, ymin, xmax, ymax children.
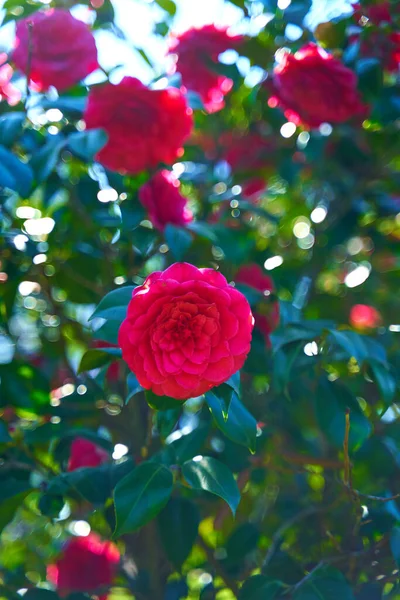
<box><xmin>164</xmin><ymin>224</ymin><xmax>192</xmax><ymax>261</ymax></box>
<box><xmin>24</xmin><ymin>590</ymin><xmax>60</xmax><ymax>600</ymax></box>
<box><xmin>89</xmin><ymin>285</ymin><xmax>135</xmax><ymax>322</ymax></box>
<box><xmin>155</xmin><ymin>0</ymin><xmax>176</xmax><ymax>15</ymax></box>
<box><xmin>206</xmin><ymin>391</ymin><xmax>257</xmax><ymax>452</ymax></box>
<box><xmin>78</xmin><ymin>347</ymin><xmax>122</xmax><ymax>374</ymax></box>
<box><xmin>145</xmin><ymin>390</ymin><xmax>184</xmax><ymax>411</ymax></box>
<box><xmin>0</xmin><ymin>420</ymin><xmax>12</xmax><ymax>443</ymax></box>
<box><xmin>113</xmin><ymin>462</ymin><xmax>173</xmax><ymax>536</ymax></box>
<box><xmin>158</xmin><ymin>497</ymin><xmax>200</xmax><ymax>567</ymax></box>
<box><xmin>390</xmin><ymin>526</ymin><xmax>400</xmax><ymax>567</ymax></box>
<box><xmin>126</xmin><ymin>373</ymin><xmax>144</xmax><ymax>403</ymax></box>
<box><xmin>30</xmin><ymin>138</ymin><xmax>67</xmax><ymax>184</ymax></box>
<box><xmin>182</xmin><ymin>456</ymin><xmax>240</xmax><ymax>515</ymax></box>
<box><xmin>0</xmin><ymin>113</ymin><xmax>25</xmax><ymax>147</ymax></box>
<box><xmin>0</xmin><ymin>145</ymin><xmax>33</xmax><ymax>197</ymax></box>
<box><xmin>239</xmin><ymin>575</ymin><xmax>283</xmax><ymax>600</ymax></box>
<box><xmin>68</xmin><ymin>129</ymin><xmax>108</xmax><ymax>162</ymax></box>
<box><xmin>293</xmin><ymin>565</ymin><xmax>354</xmax><ymax>600</ymax></box>
<box><xmin>0</xmin><ymin>480</ymin><xmax>32</xmax><ymax>533</ymax></box>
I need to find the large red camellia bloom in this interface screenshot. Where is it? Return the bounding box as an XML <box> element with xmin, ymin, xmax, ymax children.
<box><xmin>270</xmin><ymin>43</ymin><xmax>368</xmax><ymax>128</ymax></box>
<box><xmin>84</xmin><ymin>77</ymin><xmax>193</xmax><ymax>174</ymax></box>
<box><xmin>349</xmin><ymin>304</ymin><xmax>382</xmax><ymax>330</ymax></box>
<box><xmin>236</xmin><ymin>264</ymin><xmax>279</xmax><ymax>346</ymax></box>
<box><xmin>67</xmin><ymin>437</ymin><xmax>110</xmax><ymax>472</ymax></box>
<box><xmin>13</xmin><ymin>9</ymin><xmax>98</xmax><ymax>92</ymax></box>
<box><xmin>169</xmin><ymin>25</ymin><xmax>243</xmax><ymax>113</ymax></box>
<box><xmin>139</xmin><ymin>170</ymin><xmax>193</xmax><ymax>231</ymax></box>
<box><xmin>118</xmin><ymin>263</ymin><xmax>254</xmax><ymax>400</ymax></box>
<box><xmin>47</xmin><ymin>533</ymin><xmax>120</xmax><ymax>597</ymax></box>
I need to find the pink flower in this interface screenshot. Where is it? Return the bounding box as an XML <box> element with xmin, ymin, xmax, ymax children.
<box><xmin>84</xmin><ymin>77</ymin><xmax>193</xmax><ymax>174</ymax></box>
<box><xmin>67</xmin><ymin>437</ymin><xmax>109</xmax><ymax>471</ymax></box>
<box><xmin>47</xmin><ymin>533</ymin><xmax>120</xmax><ymax>597</ymax></box>
<box><xmin>0</xmin><ymin>53</ymin><xmax>21</xmax><ymax>105</ymax></box>
<box><xmin>349</xmin><ymin>305</ymin><xmax>382</xmax><ymax>330</ymax></box>
<box><xmin>269</xmin><ymin>43</ymin><xmax>368</xmax><ymax>128</ymax></box>
<box><xmin>169</xmin><ymin>25</ymin><xmax>243</xmax><ymax>113</ymax></box>
<box><xmin>118</xmin><ymin>263</ymin><xmax>254</xmax><ymax>400</ymax></box>
<box><xmin>13</xmin><ymin>9</ymin><xmax>98</xmax><ymax>92</ymax></box>
<box><xmin>352</xmin><ymin>2</ymin><xmax>398</xmax><ymax>24</ymax></box>
<box><xmin>139</xmin><ymin>170</ymin><xmax>193</xmax><ymax>231</ymax></box>
<box><xmin>236</xmin><ymin>264</ymin><xmax>279</xmax><ymax>346</ymax></box>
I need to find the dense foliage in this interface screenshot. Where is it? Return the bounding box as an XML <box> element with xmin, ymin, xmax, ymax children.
<box><xmin>1</xmin><ymin>1</ymin><xmax>400</xmax><ymax>599</ymax></box>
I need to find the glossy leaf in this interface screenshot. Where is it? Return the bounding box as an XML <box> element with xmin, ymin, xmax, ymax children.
<box><xmin>182</xmin><ymin>456</ymin><xmax>240</xmax><ymax>515</ymax></box>
<box><xmin>113</xmin><ymin>462</ymin><xmax>173</xmax><ymax>535</ymax></box>
<box><xmin>158</xmin><ymin>497</ymin><xmax>200</xmax><ymax>567</ymax></box>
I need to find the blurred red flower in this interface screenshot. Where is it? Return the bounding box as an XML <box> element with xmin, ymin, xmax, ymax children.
<box><xmin>139</xmin><ymin>170</ymin><xmax>193</xmax><ymax>230</ymax></box>
<box><xmin>352</xmin><ymin>2</ymin><xmax>398</xmax><ymax>24</ymax></box>
<box><xmin>13</xmin><ymin>9</ymin><xmax>98</xmax><ymax>92</ymax></box>
<box><xmin>118</xmin><ymin>263</ymin><xmax>254</xmax><ymax>400</ymax></box>
<box><xmin>47</xmin><ymin>533</ymin><xmax>119</xmax><ymax>597</ymax></box>
<box><xmin>67</xmin><ymin>437</ymin><xmax>109</xmax><ymax>471</ymax></box>
<box><xmin>169</xmin><ymin>25</ymin><xmax>243</xmax><ymax>113</ymax></box>
<box><xmin>349</xmin><ymin>304</ymin><xmax>382</xmax><ymax>330</ymax></box>
<box><xmin>236</xmin><ymin>264</ymin><xmax>279</xmax><ymax>346</ymax></box>
<box><xmin>0</xmin><ymin>53</ymin><xmax>21</xmax><ymax>105</ymax></box>
<box><xmin>84</xmin><ymin>77</ymin><xmax>193</xmax><ymax>174</ymax></box>
<box><xmin>269</xmin><ymin>43</ymin><xmax>368</xmax><ymax>128</ymax></box>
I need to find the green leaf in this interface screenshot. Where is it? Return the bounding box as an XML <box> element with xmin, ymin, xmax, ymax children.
<box><xmin>315</xmin><ymin>379</ymin><xmax>371</xmax><ymax>451</ymax></box>
<box><xmin>126</xmin><ymin>373</ymin><xmax>144</xmax><ymax>404</ymax></box>
<box><xmin>0</xmin><ymin>145</ymin><xmax>33</xmax><ymax>197</ymax></box>
<box><xmin>208</xmin><ymin>383</ymin><xmax>234</xmax><ymax>419</ymax></box>
<box><xmin>156</xmin><ymin>408</ymin><xmax>181</xmax><ymax>439</ymax></box>
<box><xmin>169</xmin><ymin>422</ymin><xmax>209</xmax><ymax>464</ymax></box>
<box><xmin>182</xmin><ymin>456</ymin><xmax>240</xmax><ymax>515</ymax></box>
<box><xmin>136</xmin><ymin>47</ymin><xmax>154</xmax><ymax>68</ymax></box>
<box><xmin>30</xmin><ymin>138</ymin><xmax>67</xmax><ymax>184</ymax></box>
<box><xmin>224</xmin><ymin>370</ymin><xmax>241</xmax><ymax>397</ymax></box>
<box><xmin>145</xmin><ymin>389</ymin><xmax>184</xmax><ymax>411</ymax></box>
<box><xmin>40</xmin><ymin>97</ymin><xmax>86</xmax><ymax>115</ymax></box>
<box><xmin>155</xmin><ymin>0</ymin><xmax>176</xmax><ymax>15</ymax></box>
<box><xmin>23</xmin><ymin>590</ymin><xmax>60</xmax><ymax>600</ymax></box>
<box><xmin>370</xmin><ymin>361</ymin><xmax>396</xmax><ymax>404</ymax></box>
<box><xmin>158</xmin><ymin>497</ymin><xmax>200</xmax><ymax>567</ymax></box>
<box><xmin>113</xmin><ymin>462</ymin><xmax>173</xmax><ymax>536</ymax></box>
<box><xmin>78</xmin><ymin>347</ymin><xmax>122</xmax><ymax>374</ymax></box>
<box><xmin>293</xmin><ymin>565</ymin><xmax>354</xmax><ymax>600</ymax></box>
<box><xmin>329</xmin><ymin>329</ymin><xmax>369</xmax><ymax>365</ymax></box>
<box><xmin>206</xmin><ymin>391</ymin><xmax>257</xmax><ymax>452</ymax></box>
<box><xmin>0</xmin><ymin>113</ymin><xmax>25</xmax><ymax>147</ymax></box>
<box><xmin>68</xmin><ymin>129</ymin><xmax>108</xmax><ymax>162</ymax></box>
<box><xmin>0</xmin><ymin>421</ymin><xmax>12</xmax><ymax>443</ymax></box>
<box><xmin>356</xmin><ymin>57</ymin><xmax>383</xmax><ymax>97</ymax></box>
<box><xmin>89</xmin><ymin>285</ymin><xmax>135</xmax><ymax>322</ymax></box>
<box><xmin>0</xmin><ymin>480</ymin><xmax>32</xmax><ymax>533</ymax></box>
<box><xmin>239</xmin><ymin>575</ymin><xmax>283</xmax><ymax>600</ymax></box>
<box><xmin>164</xmin><ymin>224</ymin><xmax>192</xmax><ymax>261</ymax></box>
<box><xmin>186</xmin><ymin>91</ymin><xmax>205</xmax><ymax>110</ymax></box>
<box><xmin>186</xmin><ymin>221</ymin><xmax>218</xmax><ymax>243</ymax></box>
<box><xmin>38</xmin><ymin>493</ymin><xmax>64</xmax><ymax>518</ymax></box>
<box><xmin>390</xmin><ymin>526</ymin><xmax>400</xmax><ymax>567</ymax></box>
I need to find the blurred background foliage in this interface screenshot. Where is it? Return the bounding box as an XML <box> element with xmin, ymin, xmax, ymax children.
<box><xmin>1</xmin><ymin>0</ymin><xmax>400</xmax><ymax>599</ymax></box>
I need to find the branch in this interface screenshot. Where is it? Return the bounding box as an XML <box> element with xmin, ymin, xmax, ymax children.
<box><xmin>262</xmin><ymin>506</ymin><xmax>321</xmax><ymax>571</ymax></box>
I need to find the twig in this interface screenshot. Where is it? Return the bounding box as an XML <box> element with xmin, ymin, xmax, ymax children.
<box><xmin>342</xmin><ymin>410</ymin><xmax>400</xmax><ymax>503</ymax></box>
<box><xmin>289</xmin><ymin>561</ymin><xmax>324</xmax><ymax>595</ymax></box>
<box><xmin>262</xmin><ymin>506</ymin><xmax>321</xmax><ymax>571</ymax></box>
<box><xmin>343</xmin><ymin>409</ymin><xmax>351</xmax><ymax>489</ymax></box>
<box><xmin>197</xmin><ymin>534</ymin><xmax>240</xmax><ymax>598</ymax></box>
<box><xmin>25</xmin><ymin>21</ymin><xmax>34</xmax><ymax>108</ymax></box>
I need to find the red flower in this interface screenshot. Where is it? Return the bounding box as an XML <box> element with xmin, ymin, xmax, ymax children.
<box><xmin>84</xmin><ymin>77</ymin><xmax>193</xmax><ymax>174</ymax></box>
<box><xmin>47</xmin><ymin>533</ymin><xmax>119</xmax><ymax>597</ymax></box>
<box><xmin>118</xmin><ymin>263</ymin><xmax>254</xmax><ymax>400</ymax></box>
<box><xmin>349</xmin><ymin>304</ymin><xmax>382</xmax><ymax>330</ymax></box>
<box><xmin>13</xmin><ymin>9</ymin><xmax>98</xmax><ymax>92</ymax></box>
<box><xmin>169</xmin><ymin>25</ymin><xmax>243</xmax><ymax>113</ymax></box>
<box><xmin>357</xmin><ymin>31</ymin><xmax>400</xmax><ymax>73</ymax></box>
<box><xmin>67</xmin><ymin>437</ymin><xmax>109</xmax><ymax>472</ymax></box>
<box><xmin>139</xmin><ymin>170</ymin><xmax>193</xmax><ymax>230</ymax></box>
<box><xmin>270</xmin><ymin>43</ymin><xmax>368</xmax><ymax>128</ymax></box>
<box><xmin>236</xmin><ymin>264</ymin><xmax>279</xmax><ymax>346</ymax></box>
<box><xmin>222</xmin><ymin>131</ymin><xmax>273</xmax><ymax>172</ymax></box>
<box><xmin>0</xmin><ymin>53</ymin><xmax>21</xmax><ymax>105</ymax></box>
<box><xmin>352</xmin><ymin>2</ymin><xmax>397</xmax><ymax>24</ymax></box>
